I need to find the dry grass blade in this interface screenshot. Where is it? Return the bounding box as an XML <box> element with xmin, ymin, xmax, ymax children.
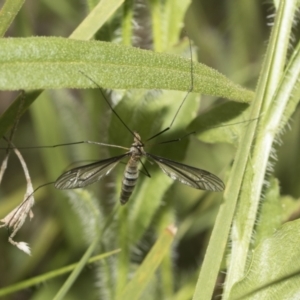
<box><xmin>0</xmin><ymin>144</ymin><xmax>34</xmax><ymax>255</ymax></box>
<box><xmin>0</xmin><ymin>94</ymin><xmax>34</xmax><ymax>255</ymax></box>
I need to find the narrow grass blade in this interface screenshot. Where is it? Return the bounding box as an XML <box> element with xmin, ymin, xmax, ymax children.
<box><xmin>118</xmin><ymin>225</ymin><xmax>177</xmax><ymax>300</ymax></box>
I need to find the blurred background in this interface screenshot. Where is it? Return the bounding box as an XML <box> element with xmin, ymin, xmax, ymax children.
<box><xmin>0</xmin><ymin>0</ymin><xmax>299</xmax><ymax>299</ymax></box>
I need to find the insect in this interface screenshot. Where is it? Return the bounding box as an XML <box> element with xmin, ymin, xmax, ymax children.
<box><xmin>54</xmin><ymin>72</ymin><xmax>225</xmax><ymax>204</ymax></box>
<box><xmin>5</xmin><ymin>40</ymin><xmax>225</xmax><ymax>209</ymax></box>
<box><xmin>55</xmin><ymin>131</ymin><xmax>224</xmax><ymax>204</ymax></box>
<box><xmin>1</xmin><ymin>41</ymin><xmax>226</xmax><ymax>254</ymax></box>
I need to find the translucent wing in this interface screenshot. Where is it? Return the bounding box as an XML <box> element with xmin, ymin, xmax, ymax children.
<box><xmin>55</xmin><ymin>154</ymin><xmax>128</xmax><ymax>189</ymax></box>
<box><xmin>146</xmin><ymin>153</ymin><xmax>225</xmax><ymax>192</ymax></box>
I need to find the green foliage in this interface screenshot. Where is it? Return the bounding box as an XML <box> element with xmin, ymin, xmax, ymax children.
<box><xmin>1</xmin><ymin>0</ymin><xmax>300</xmax><ymax>300</ymax></box>
<box><xmin>0</xmin><ymin>38</ymin><xmax>253</xmax><ymax>95</ymax></box>
<box><xmin>229</xmin><ymin>220</ymin><xmax>300</xmax><ymax>300</ymax></box>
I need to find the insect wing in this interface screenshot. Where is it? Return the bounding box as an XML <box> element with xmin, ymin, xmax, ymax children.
<box><xmin>146</xmin><ymin>153</ymin><xmax>225</xmax><ymax>192</ymax></box>
<box><xmin>55</xmin><ymin>154</ymin><xmax>128</xmax><ymax>189</ymax></box>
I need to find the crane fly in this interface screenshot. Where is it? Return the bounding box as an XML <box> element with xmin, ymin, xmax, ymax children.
<box><xmin>1</xmin><ymin>39</ymin><xmax>226</xmax><ymax>253</ymax></box>
<box><xmin>55</xmin><ymin>131</ymin><xmax>224</xmax><ymax>204</ymax></box>
<box><xmin>11</xmin><ymin>39</ymin><xmax>225</xmax><ymax>208</ymax></box>
<box><xmin>54</xmin><ymin>67</ymin><xmax>225</xmax><ymax>204</ymax></box>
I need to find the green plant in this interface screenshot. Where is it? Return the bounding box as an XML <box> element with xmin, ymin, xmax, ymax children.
<box><xmin>0</xmin><ymin>0</ymin><xmax>300</xmax><ymax>299</ymax></box>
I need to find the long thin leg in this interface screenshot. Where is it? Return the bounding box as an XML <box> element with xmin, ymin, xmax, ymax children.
<box><xmin>0</xmin><ymin>140</ymin><xmax>130</xmax><ymax>151</ymax></box>
<box><xmin>79</xmin><ymin>71</ymin><xmax>138</xmax><ymax>140</ymax></box>
<box><xmin>146</xmin><ymin>37</ymin><xmax>194</xmax><ymax>142</ymax></box>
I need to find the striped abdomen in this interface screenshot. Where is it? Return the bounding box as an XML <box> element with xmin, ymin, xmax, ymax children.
<box><xmin>120</xmin><ymin>157</ymin><xmax>140</xmax><ymax>204</ymax></box>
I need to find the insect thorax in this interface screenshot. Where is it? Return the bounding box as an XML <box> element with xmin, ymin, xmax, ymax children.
<box><xmin>130</xmin><ymin>132</ymin><xmax>145</xmax><ymax>160</ymax></box>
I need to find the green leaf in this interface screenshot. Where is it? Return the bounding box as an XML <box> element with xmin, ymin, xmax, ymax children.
<box><xmin>70</xmin><ymin>0</ymin><xmax>125</xmax><ymax>40</ymax></box>
<box><xmin>0</xmin><ymin>90</ymin><xmax>42</xmax><ymax>138</ymax></box>
<box><xmin>0</xmin><ymin>0</ymin><xmax>25</xmax><ymax>37</ymax></box>
<box><xmin>281</xmin><ymin>195</ymin><xmax>300</xmax><ymax>221</ymax></box>
<box><xmin>229</xmin><ymin>219</ymin><xmax>300</xmax><ymax>300</ymax></box>
<box><xmin>149</xmin><ymin>0</ymin><xmax>191</xmax><ymax>51</ymax></box>
<box><xmin>253</xmin><ymin>177</ymin><xmax>282</xmax><ymax>248</ymax></box>
<box><xmin>0</xmin><ymin>37</ymin><xmax>253</xmax><ymax>103</ymax></box>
